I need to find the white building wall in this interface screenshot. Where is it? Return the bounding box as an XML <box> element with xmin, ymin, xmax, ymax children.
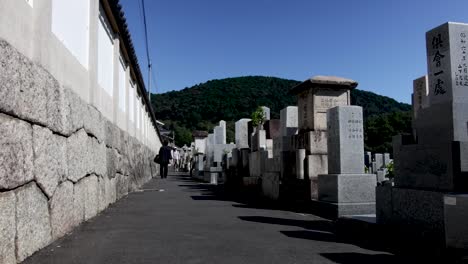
<box><xmin>0</xmin><ymin>0</ymin><xmax>161</xmax><ymax>152</ymax></box>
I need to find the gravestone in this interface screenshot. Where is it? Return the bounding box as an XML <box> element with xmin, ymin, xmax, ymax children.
<box><xmin>235</xmin><ymin>119</ymin><xmax>251</xmax><ymax>149</ymax></box>
<box><xmin>318</xmin><ymin>106</ymin><xmax>376</xmax><ymax>217</ymax></box>
<box><xmin>290</xmin><ymin>76</ymin><xmax>356</xmax><ymax>133</ymax></box>
<box><xmin>214</xmin><ymin>121</ymin><xmax>226</xmax><ymax>145</ymax></box>
<box><xmin>412</xmin><ymin>75</ymin><xmax>430</xmax><ymax>120</ymax></box>
<box><xmin>290</xmin><ymin>76</ymin><xmax>357</xmax><ymax>200</ymax></box>
<box><xmin>377</xmin><ymin>22</ymin><xmax>468</xmax><ymax>249</ymax></box>
<box><xmin>261</xmin><ymin>106</ymin><xmax>271</xmax><ymax>121</ymax></box>
<box><xmin>264</xmin><ymin>119</ymin><xmax>281</xmax><ymax>139</ymax></box>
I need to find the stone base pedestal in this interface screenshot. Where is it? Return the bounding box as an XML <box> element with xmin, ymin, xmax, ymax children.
<box><xmin>377</xmin><ymin>186</ymin><xmax>468</xmax><ymax>249</ymax></box>
<box><xmin>262</xmin><ymin>172</ymin><xmax>280</xmax><ymax>200</ymax></box>
<box><xmin>318</xmin><ymin>174</ymin><xmax>376</xmax><ymax>217</ymax></box>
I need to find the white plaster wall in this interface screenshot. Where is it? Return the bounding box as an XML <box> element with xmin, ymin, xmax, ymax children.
<box><xmin>0</xmin><ymin>0</ymin><xmax>161</xmax><ymax>152</ymax></box>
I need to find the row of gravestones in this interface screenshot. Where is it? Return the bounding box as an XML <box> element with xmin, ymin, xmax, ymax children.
<box><xmin>189</xmin><ymin>21</ymin><xmax>468</xmax><ymax>251</ymax></box>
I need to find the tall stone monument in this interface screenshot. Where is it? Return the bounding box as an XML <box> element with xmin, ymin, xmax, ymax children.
<box><xmin>318</xmin><ymin>106</ymin><xmax>376</xmax><ymax>217</ymax></box>
<box><xmin>377</xmin><ymin>22</ymin><xmax>468</xmax><ymax>249</ymax></box>
<box><xmin>290</xmin><ymin>76</ymin><xmax>357</xmax><ymax>200</ymax></box>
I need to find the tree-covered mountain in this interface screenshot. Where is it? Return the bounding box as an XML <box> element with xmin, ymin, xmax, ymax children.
<box><xmin>151</xmin><ymin>76</ymin><xmax>412</xmax><ymax>153</ymax></box>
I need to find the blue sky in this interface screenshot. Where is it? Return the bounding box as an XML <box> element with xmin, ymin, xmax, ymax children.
<box><xmin>121</xmin><ymin>0</ymin><xmax>468</xmax><ymax>103</ymax></box>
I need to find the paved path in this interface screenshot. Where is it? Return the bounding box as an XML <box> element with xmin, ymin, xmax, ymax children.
<box><xmin>25</xmin><ymin>172</ymin><xmax>403</xmax><ymax>264</ymax></box>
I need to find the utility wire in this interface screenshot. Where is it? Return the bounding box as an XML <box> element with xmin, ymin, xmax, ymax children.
<box><xmin>140</xmin><ymin>0</ymin><xmax>153</xmax><ymax>101</ymax></box>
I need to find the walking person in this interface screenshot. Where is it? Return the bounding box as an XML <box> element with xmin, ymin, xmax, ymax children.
<box><xmin>158</xmin><ymin>141</ymin><xmax>172</xmax><ymax>179</ymax></box>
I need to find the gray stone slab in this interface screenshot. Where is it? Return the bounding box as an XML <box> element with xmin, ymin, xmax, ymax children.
<box><xmin>249</xmin><ymin>151</ymin><xmax>268</xmax><ymax>178</ymax></box>
<box><xmin>33</xmin><ymin>125</ymin><xmax>68</xmax><ymax>198</ymax></box>
<box><xmin>327</xmin><ymin>106</ymin><xmax>365</xmax><ymax>174</ymax></box>
<box><xmin>280</xmin><ymin>106</ymin><xmax>298</xmax><ymax>137</ymax></box>
<box><xmin>376</xmin><ymin>185</ymin><xmax>393</xmax><ymax>225</ymax></box>
<box><xmin>318</xmin><ymin>174</ymin><xmax>376</xmax><ymax>203</ymax></box>
<box><xmin>50</xmin><ymin>181</ymin><xmax>75</xmax><ymax>240</ymax></box>
<box><xmin>293</xmin><ymin>130</ymin><xmax>328</xmax><ymax>154</ymax></box>
<box><xmin>412</xmin><ymin>75</ymin><xmax>430</xmax><ymax>120</ymax></box>
<box><xmin>67</xmin><ymin>129</ymin><xmax>90</xmax><ymax>182</ymax></box>
<box><xmin>213</xmin><ymin>144</ymin><xmax>236</xmax><ymax>163</ymax></box>
<box><xmin>392</xmin><ymin>187</ymin><xmax>445</xmax><ymax>234</ymax></box>
<box><xmin>251</xmin><ymin>130</ymin><xmax>266</xmax><ymax>151</ymax></box>
<box><xmin>262</xmin><ymin>172</ymin><xmax>280</xmax><ymax>200</ymax></box>
<box><xmin>0</xmin><ymin>190</ymin><xmax>16</xmax><ymax>264</ymax></box>
<box><xmin>444</xmin><ymin>194</ymin><xmax>468</xmax><ymax>249</ymax></box>
<box><xmin>374</xmin><ymin>153</ymin><xmax>384</xmax><ymax>171</ymax></box>
<box><xmin>73</xmin><ymin>178</ymin><xmax>86</xmax><ymax>228</ymax></box>
<box><xmin>296</xmin><ymin>149</ymin><xmax>306</xmax><ymax>179</ymax></box>
<box><xmin>116</xmin><ymin>173</ymin><xmax>129</xmax><ymax>200</ymax></box>
<box><xmin>15</xmin><ymin>182</ymin><xmax>52</xmax><ymax>262</ymax></box>
<box><xmin>84</xmin><ymin>175</ymin><xmax>99</xmax><ymax>221</ymax></box>
<box><xmin>264</xmin><ymin>119</ymin><xmax>281</xmax><ymax>139</ymax></box>
<box><xmin>261</xmin><ymin>106</ymin><xmax>270</xmax><ymax>121</ymax></box>
<box><xmin>0</xmin><ymin>115</ymin><xmax>34</xmax><ymax>190</ymax></box>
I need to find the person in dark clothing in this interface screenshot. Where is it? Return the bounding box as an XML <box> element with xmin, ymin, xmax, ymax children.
<box><xmin>158</xmin><ymin>141</ymin><xmax>172</xmax><ymax>179</ymax></box>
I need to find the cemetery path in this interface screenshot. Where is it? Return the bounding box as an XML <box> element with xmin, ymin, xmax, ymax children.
<box><xmin>24</xmin><ymin>172</ymin><xmax>402</xmax><ymax>264</ymax></box>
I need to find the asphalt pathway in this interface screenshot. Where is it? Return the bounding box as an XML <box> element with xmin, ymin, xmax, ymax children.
<box><xmin>24</xmin><ymin>172</ymin><xmax>404</xmax><ymax>264</ymax></box>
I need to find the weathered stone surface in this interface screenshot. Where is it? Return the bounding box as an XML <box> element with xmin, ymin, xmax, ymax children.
<box><xmin>84</xmin><ymin>105</ymin><xmax>105</xmax><ymax>143</ymax></box>
<box><xmin>261</xmin><ymin>106</ymin><xmax>271</xmax><ymax>120</ymax></box>
<box><xmin>0</xmin><ymin>39</ymin><xmax>48</xmax><ymax>126</ymax></box>
<box><xmin>0</xmin><ymin>115</ymin><xmax>34</xmax><ymax>189</ymax></box>
<box><xmin>0</xmin><ymin>39</ymin><xmax>21</xmax><ymax>114</ymax></box>
<box><xmin>92</xmin><ymin>138</ymin><xmax>107</xmax><ymax>178</ymax></box>
<box><xmin>444</xmin><ymin>194</ymin><xmax>468</xmax><ymax>249</ymax></box>
<box><xmin>327</xmin><ymin>106</ymin><xmax>365</xmax><ymax>174</ymax></box>
<box><xmin>47</xmin><ymin>81</ymin><xmax>69</xmax><ymax>135</ymax></box>
<box><xmin>235</xmin><ymin>119</ymin><xmax>251</xmax><ymax>149</ymax></box>
<box><xmin>318</xmin><ymin>174</ymin><xmax>376</xmax><ymax>203</ymax></box>
<box><xmin>107</xmin><ymin>148</ymin><xmax>118</xmax><ymax>178</ymax></box>
<box><xmin>50</xmin><ymin>181</ymin><xmax>75</xmax><ymax>240</ymax></box>
<box><xmin>33</xmin><ymin>125</ymin><xmax>68</xmax><ymax>197</ymax></box>
<box><xmin>213</xmin><ymin>144</ymin><xmax>236</xmax><ymax>163</ymax></box>
<box><xmin>66</xmin><ymin>88</ymin><xmax>86</xmax><ymax>133</ymax></box>
<box><xmin>116</xmin><ymin>173</ymin><xmax>129</xmax><ymax>200</ymax></box>
<box><xmin>0</xmin><ymin>191</ymin><xmax>16</xmax><ymax>264</ymax></box>
<box><xmin>73</xmin><ymin>178</ymin><xmax>86</xmax><ymax>227</ymax></box>
<box><xmin>280</xmin><ymin>106</ymin><xmax>298</xmax><ymax>137</ymax></box>
<box><xmin>262</xmin><ymin>172</ymin><xmax>280</xmax><ymax>200</ymax></box>
<box><xmin>107</xmin><ymin>176</ymin><xmax>117</xmax><ymax>205</ymax></box>
<box><xmin>16</xmin><ymin>182</ymin><xmax>52</xmax><ymax>262</ymax></box>
<box><xmin>84</xmin><ymin>175</ymin><xmax>99</xmax><ymax>221</ymax></box>
<box><xmin>67</xmin><ymin>129</ymin><xmax>89</xmax><ymax>182</ymax></box>
<box><xmin>98</xmin><ymin>176</ymin><xmax>109</xmax><ymax>213</ymax></box>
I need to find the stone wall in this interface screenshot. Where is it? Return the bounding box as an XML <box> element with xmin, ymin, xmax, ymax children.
<box><xmin>0</xmin><ymin>39</ymin><xmax>158</xmax><ymax>263</ymax></box>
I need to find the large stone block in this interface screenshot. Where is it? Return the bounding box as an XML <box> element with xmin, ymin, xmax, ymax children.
<box><xmin>0</xmin><ymin>191</ymin><xmax>16</xmax><ymax>264</ymax></box>
<box><xmin>84</xmin><ymin>105</ymin><xmax>105</xmax><ymax>143</ymax></box>
<box><xmin>50</xmin><ymin>181</ymin><xmax>75</xmax><ymax>240</ymax></box>
<box><xmin>327</xmin><ymin>106</ymin><xmax>365</xmax><ymax>174</ymax></box>
<box><xmin>392</xmin><ymin>187</ymin><xmax>445</xmax><ymax>234</ymax></box>
<box><xmin>235</xmin><ymin>118</ymin><xmax>251</xmax><ymax>149</ymax></box>
<box><xmin>98</xmin><ymin>176</ymin><xmax>109</xmax><ymax>212</ymax></box>
<box><xmin>444</xmin><ymin>193</ymin><xmax>468</xmax><ymax>249</ymax></box>
<box><xmin>116</xmin><ymin>173</ymin><xmax>129</xmax><ymax>200</ymax></box>
<box><xmin>393</xmin><ymin>139</ymin><xmax>467</xmax><ymax>191</ymax></box>
<box><xmin>0</xmin><ymin>39</ymin><xmax>47</xmax><ymax>126</ymax></box>
<box><xmin>294</xmin><ymin>131</ymin><xmax>328</xmax><ymax>155</ymax></box>
<box><xmin>92</xmin><ymin>138</ymin><xmax>107</xmax><ymax>178</ymax></box>
<box><xmin>305</xmin><ymin>154</ymin><xmax>328</xmax><ymax>200</ymax></box>
<box><xmin>73</xmin><ymin>178</ymin><xmax>86</xmax><ymax>227</ymax></box>
<box><xmin>15</xmin><ymin>182</ymin><xmax>52</xmax><ymax>262</ymax></box>
<box><xmin>0</xmin><ymin>115</ymin><xmax>34</xmax><ymax>189</ymax></box>
<box><xmin>280</xmin><ymin>106</ymin><xmax>298</xmax><ymax>137</ymax></box>
<box><xmin>318</xmin><ymin>174</ymin><xmax>376</xmax><ymax>203</ymax></box>
<box><xmin>213</xmin><ymin>144</ymin><xmax>236</xmax><ymax>163</ymax></box>
<box><xmin>65</xmin><ymin>88</ymin><xmax>87</xmax><ymax>133</ymax></box>
<box><xmin>376</xmin><ymin>184</ymin><xmax>393</xmax><ymax>224</ymax></box>
<box><xmin>262</xmin><ymin>172</ymin><xmax>280</xmax><ymax>200</ymax></box>
<box><xmin>67</xmin><ymin>129</ymin><xmax>90</xmax><ymax>182</ymax></box>
<box><xmin>264</xmin><ymin>119</ymin><xmax>281</xmax><ymax>139</ymax></box>
<box><xmin>249</xmin><ymin>151</ymin><xmax>268</xmax><ymax>177</ymax></box>
<box><xmin>84</xmin><ymin>175</ymin><xmax>99</xmax><ymax>221</ymax></box>
<box><xmin>33</xmin><ymin>125</ymin><xmax>68</xmax><ymax>198</ymax></box>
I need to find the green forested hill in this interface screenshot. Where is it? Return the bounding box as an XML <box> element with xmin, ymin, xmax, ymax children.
<box><xmin>151</xmin><ymin>76</ymin><xmax>412</xmax><ymax>152</ymax></box>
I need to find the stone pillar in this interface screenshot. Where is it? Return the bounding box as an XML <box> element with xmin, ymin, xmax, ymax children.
<box><xmin>235</xmin><ymin>119</ymin><xmax>251</xmax><ymax>149</ymax></box>
<box><xmin>296</xmin><ymin>149</ymin><xmax>306</xmax><ymax>179</ymax></box>
<box><xmin>318</xmin><ymin>106</ymin><xmax>376</xmax><ymax>217</ymax></box>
